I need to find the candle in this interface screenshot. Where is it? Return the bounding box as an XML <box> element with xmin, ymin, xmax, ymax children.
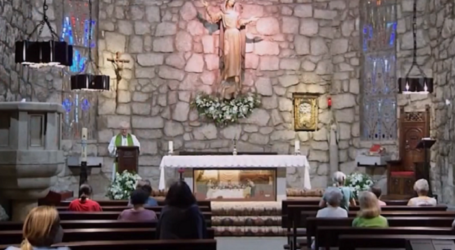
<box><xmin>295</xmin><ymin>139</ymin><xmax>300</xmax><ymax>152</ymax></box>
<box><xmin>169</xmin><ymin>141</ymin><xmax>173</xmax><ymax>153</ymax></box>
<box><xmin>81</xmin><ymin>127</ymin><xmax>88</xmax><ymax>162</ymax></box>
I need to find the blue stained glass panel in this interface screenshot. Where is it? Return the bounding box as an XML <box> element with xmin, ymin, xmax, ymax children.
<box><xmin>361</xmin><ymin>0</ymin><xmax>397</xmax><ymax>141</ymax></box>
<box><xmin>61</xmin><ymin>0</ymin><xmax>98</xmax><ymax>140</ymax></box>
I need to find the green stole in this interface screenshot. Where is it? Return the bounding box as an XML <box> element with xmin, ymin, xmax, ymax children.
<box><xmin>114</xmin><ymin>134</ymin><xmax>134</xmax><ymax>174</ymax></box>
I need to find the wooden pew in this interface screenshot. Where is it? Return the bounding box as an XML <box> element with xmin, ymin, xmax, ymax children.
<box><xmin>289</xmin><ymin>206</ymin><xmax>452</xmax><ymax>229</ymax></box>
<box><xmin>315</xmin><ymin>227</ymin><xmax>454</xmax><ymax>250</ymax></box>
<box><xmin>282</xmin><ymin>199</ymin><xmax>409</xmax><ymax>222</ymax></box>
<box><xmin>305</xmin><ymin>217</ymin><xmax>455</xmax><ymax>250</ymax></box>
<box><xmin>282</xmin><ymin>203</ymin><xmax>445</xmax><ymax>228</ymax></box>
<box><xmin>0</xmin><ymin>220</ymin><xmax>157</xmax><ymax>231</ymax></box>
<box><xmin>287</xmin><ymin>210</ymin><xmax>455</xmax><ymax>250</ymax></box>
<box><xmin>56</xmin><ymin>205</ymin><xmax>211</xmax><ymax>212</ymax></box>
<box><xmin>0</xmin><ymin>228</ymin><xmax>215</xmax><ymax>245</ymax></box>
<box><xmin>58</xmin><ymin>200</ymin><xmax>211</xmax><ymax>209</ymax></box>
<box><xmin>1</xmin><ymin>239</ymin><xmax>218</xmax><ymax>250</ymax></box>
<box><xmin>339</xmin><ymin>235</ymin><xmax>455</xmax><ymax>250</ymax></box>
<box><xmin>57</xmin><ymin>211</ymin><xmax>212</xmax><ymax>222</ymax></box>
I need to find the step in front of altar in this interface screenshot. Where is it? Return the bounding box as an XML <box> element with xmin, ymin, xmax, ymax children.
<box><xmin>211</xmin><ymin>202</ymin><xmax>287</xmax><ymax>236</ymax></box>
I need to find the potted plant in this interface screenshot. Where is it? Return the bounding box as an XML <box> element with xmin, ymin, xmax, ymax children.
<box><xmin>106</xmin><ymin>170</ymin><xmax>141</xmax><ymax>200</ymax></box>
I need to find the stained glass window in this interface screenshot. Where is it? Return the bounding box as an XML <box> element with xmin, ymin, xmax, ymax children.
<box><xmin>61</xmin><ymin>0</ymin><xmax>98</xmax><ymax>139</ymax></box>
<box><xmin>360</xmin><ymin>0</ymin><xmax>398</xmax><ymax>140</ymax></box>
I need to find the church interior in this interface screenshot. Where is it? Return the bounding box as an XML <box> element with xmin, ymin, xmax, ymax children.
<box><xmin>1</xmin><ymin>0</ymin><xmax>455</xmax><ymax>249</ymax></box>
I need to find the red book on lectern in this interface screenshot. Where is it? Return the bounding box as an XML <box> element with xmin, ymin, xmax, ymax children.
<box><xmin>369</xmin><ymin>144</ymin><xmax>381</xmax><ymax>154</ymax></box>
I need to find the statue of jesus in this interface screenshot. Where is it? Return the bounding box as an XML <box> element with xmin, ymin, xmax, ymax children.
<box><xmin>201</xmin><ymin>0</ymin><xmax>258</xmax><ymax>98</ymax></box>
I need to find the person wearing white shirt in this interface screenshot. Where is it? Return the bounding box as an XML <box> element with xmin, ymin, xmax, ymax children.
<box><xmin>108</xmin><ymin>122</ymin><xmax>140</xmax><ymax>182</ymax></box>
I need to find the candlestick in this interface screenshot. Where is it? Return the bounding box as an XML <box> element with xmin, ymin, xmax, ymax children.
<box><xmin>168</xmin><ymin>141</ymin><xmax>173</xmax><ymax>154</ymax></box>
<box><xmin>405</xmin><ymin>82</ymin><xmax>410</xmax><ymax>92</ymax></box>
<box><xmin>81</xmin><ymin>127</ymin><xmax>88</xmax><ymax>162</ymax></box>
<box><xmin>233</xmin><ymin>138</ymin><xmax>237</xmax><ymax>155</ymax></box>
<box><xmin>295</xmin><ymin>139</ymin><xmax>300</xmax><ymax>153</ymax></box>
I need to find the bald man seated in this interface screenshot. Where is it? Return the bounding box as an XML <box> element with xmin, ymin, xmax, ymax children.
<box><xmin>108</xmin><ymin>122</ymin><xmax>141</xmax><ymax>182</ymax></box>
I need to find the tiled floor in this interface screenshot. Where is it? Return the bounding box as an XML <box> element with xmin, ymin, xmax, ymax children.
<box><xmin>216</xmin><ymin>237</ymin><xmax>286</xmax><ymax>250</ymax></box>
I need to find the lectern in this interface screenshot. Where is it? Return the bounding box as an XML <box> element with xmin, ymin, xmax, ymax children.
<box><xmin>117</xmin><ymin>146</ymin><xmax>139</xmax><ymax>174</ymax></box>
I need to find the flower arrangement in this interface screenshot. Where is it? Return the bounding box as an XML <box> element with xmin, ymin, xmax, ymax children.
<box><xmin>344</xmin><ymin>172</ymin><xmax>374</xmax><ymax>199</ymax></box>
<box><xmin>191</xmin><ymin>92</ymin><xmax>261</xmax><ymax>126</ymax></box>
<box><xmin>106</xmin><ymin>170</ymin><xmax>142</xmax><ymax>200</ymax></box>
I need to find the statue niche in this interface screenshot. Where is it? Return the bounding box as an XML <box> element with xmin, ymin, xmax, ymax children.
<box><xmin>201</xmin><ymin>0</ymin><xmax>258</xmax><ymax>99</ymax></box>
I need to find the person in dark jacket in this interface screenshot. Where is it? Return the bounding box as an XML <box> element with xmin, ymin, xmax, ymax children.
<box><xmin>156</xmin><ymin>181</ymin><xmax>207</xmax><ymax>239</ymax></box>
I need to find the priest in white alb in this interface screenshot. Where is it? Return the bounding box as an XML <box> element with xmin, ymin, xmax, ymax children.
<box><xmin>108</xmin><ymin>122</ymin><xmax>140</xmax><ymax>182</ymax></box>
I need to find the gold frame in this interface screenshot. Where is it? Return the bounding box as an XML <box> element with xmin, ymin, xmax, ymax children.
<box><xmin>293</xmin><ymin>93</ymin><xmax>319</xmax><ymax>131</ymax></box>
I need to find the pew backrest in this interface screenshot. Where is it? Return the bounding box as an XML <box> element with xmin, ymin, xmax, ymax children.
<box><xmin>59</xmin><ymin>200</ymin><xmax>211</xmax><ymax>209</ymax></box>
<box><xmin>338</xmin><ymin>235</ymin><xmax>455</xmax><ymax>250</ymax></box>
<box><xmin>0</xmin><ymin>228</ymin><xmax>215</xmax><ymax>245</ymax></box>
<box><xmin>315</xmin><ymin>226</ymin><xmax>454</xmax><ymax>250</ymax></box>
<box><xmin>305</xmin><ymin>217</ymin><xmax>455</xmax><ymax>246</ymax></box>
<box><xmin>56</xmin><ymin>205</ymin><xmax>211</xmax><ymax>212</ymax></box>
<box><xmin>283</xmin><ymin>204</ymin><xmax>448</xmax><ymax>228</ymax></box>
<box><xmin>0</xmin><ymin>220</ymin><xmax>157</xmax><ymax>231</ymax></box>
<box><xmin>57</xmin><ymin>211</ymin><xmax>212</xmax><ymax>221</ymax></box>
<box><xmin>53</xmin><ymin>239</ymin><xmax>217</xmax><ymax>250</ymax></box>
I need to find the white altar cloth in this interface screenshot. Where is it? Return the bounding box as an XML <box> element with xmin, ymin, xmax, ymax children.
<box><xmin>158</xmin><ymin>155</ymin><xmax>311</xmax><ymax>190</ymax></box>
<box><xmin>206</xmin><ymin>188</ymin><xmax>245</xmax><ymax>199</ymax></box>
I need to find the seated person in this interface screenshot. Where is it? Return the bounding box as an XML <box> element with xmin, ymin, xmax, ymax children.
<box><xmin>371</xmin><ymin>186</ymin><xmax>386</xmax><ymax>206</ymax></box>
<box><xmin>6</xmin><ymin>206</ymin><xmax>68</xmax><ymax>250</ymax></box>
<box><xmin>68</xmin><ymin>184</ymin><xmax>102</xmax><ymax>212</ymax></box>
<box><xmin>157</xmin><ymin>180</ymin><xmax>207</xmax><ymax>239</ymax></box>
<box><xmin>312</xmin><ymin>188</ymin><xmax>347</xmax><ymax>249</ymax></box>
<box><xmin>317</xmin><ymin>188</ymin><xmax>348</xmax><ymax>218</ymax></box>
<box><xmin>128</xmin><ymin>180</ymin><xmax>158</xmax><ymax>207</ymax></box>
<box><xmin>319</xmin><ymin>171</ymin><xmax>356</xmax><ymax>211</ymax></box>
<box><xmin>118</xmin><ymin>189</ymin><xmax>157</xmax><ymax>221</ymax></box>
<box><xmin>352</xmin><ymin>191</ymin><xmax>388</xmax><ymax>227</ymax></box>
<box><xmin>407</xmin><ymin>179</ymin><xmax>437</xmax><ymax>206</ymax></box>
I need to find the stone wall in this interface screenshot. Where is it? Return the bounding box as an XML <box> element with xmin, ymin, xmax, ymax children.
<box><xmin>94</xmin><ymin>0</ymin><xmax>362</xmax><ymax>191</ymax></box>
<box><xmin>432</xmin><ymin>0</ymin><xmax>455</xmax><ymax>204</ymax></box>
<box><xmin>2</xmin><ymin>0</ymin><xmax>453</xmax><ymax>201</ymax></box>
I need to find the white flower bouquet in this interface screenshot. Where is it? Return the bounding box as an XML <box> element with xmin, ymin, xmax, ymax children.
<box><xmin>344</xmin><ymin>172</ymin><xmax>373</xmax><ymax>199</ymax></box>
<box><xmin>191</xmin><ymin>92</ymin><xmax>261</xmax><ymax>126</ymax></box>
<box><xmin>106</xmin><ymin>170</ymin><xmax>142</xmax><ymax>200</ymax></box>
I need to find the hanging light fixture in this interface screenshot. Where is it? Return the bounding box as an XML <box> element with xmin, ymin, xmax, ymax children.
<box><xmin>397</xmin><ymin>0</ymin><xmax>433</xmax><ymax>94</ymax></box>
<box><xmin>15</xmin><ymin>0</ymin><xmax>72</xmax><ymax>68</ymax></box>
<box><xmin>70</xmin><ymin>0</ymin><xmax>110</xmax><ymax>91</ymax></box>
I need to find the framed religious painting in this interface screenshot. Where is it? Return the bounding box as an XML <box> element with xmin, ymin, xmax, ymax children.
<box><xmin>293</xmin><ymin>93</ymin><xmax>319</xmax><ymax>131</ymax></box>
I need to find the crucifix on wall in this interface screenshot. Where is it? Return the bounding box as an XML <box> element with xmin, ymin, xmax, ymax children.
<box><xmin>107</xmin><ymin>52</ymin><xmax>130</xmax><ymax>107</ymax></box>
<box><xmin>107</xmin><ymin>52</ymin><xmax>130</xmax><ymax>82</ymax></box>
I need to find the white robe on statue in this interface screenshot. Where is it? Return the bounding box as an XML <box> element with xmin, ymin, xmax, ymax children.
<box><xmin>107</xmin><ymin>134</ymin><xmax>140</xmax><ymax>182</ymax></box>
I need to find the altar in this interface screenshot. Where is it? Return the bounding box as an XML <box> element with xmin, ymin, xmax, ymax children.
<box><xmin>158</xmin><ymin>154</ymin><xmax>311</xmax><ymax>201</ymax></box>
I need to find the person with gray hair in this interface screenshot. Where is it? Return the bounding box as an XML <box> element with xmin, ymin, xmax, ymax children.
<box><xmin>311</xmin><ymin>188</ymin><xmax>348</xmax><ymax>249</ymax></box>
<box><xmin>407</xmin><ymin>179</ymin><xmax>436</xmax><ymax>206</ymax></box>
<box><xmin>319</xmin><ymin>171</ymin><xmax>356</xmax><ymax>211</ymax></box>
<box><xmin>317</xmin><ymin>188</ymin><xmax>348</xmax><ymax>217</ymax></box>
<box><xmin>108</xmin><ymin>121</ymin><xmax>141</xmax><ymax>182</ymax></box>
